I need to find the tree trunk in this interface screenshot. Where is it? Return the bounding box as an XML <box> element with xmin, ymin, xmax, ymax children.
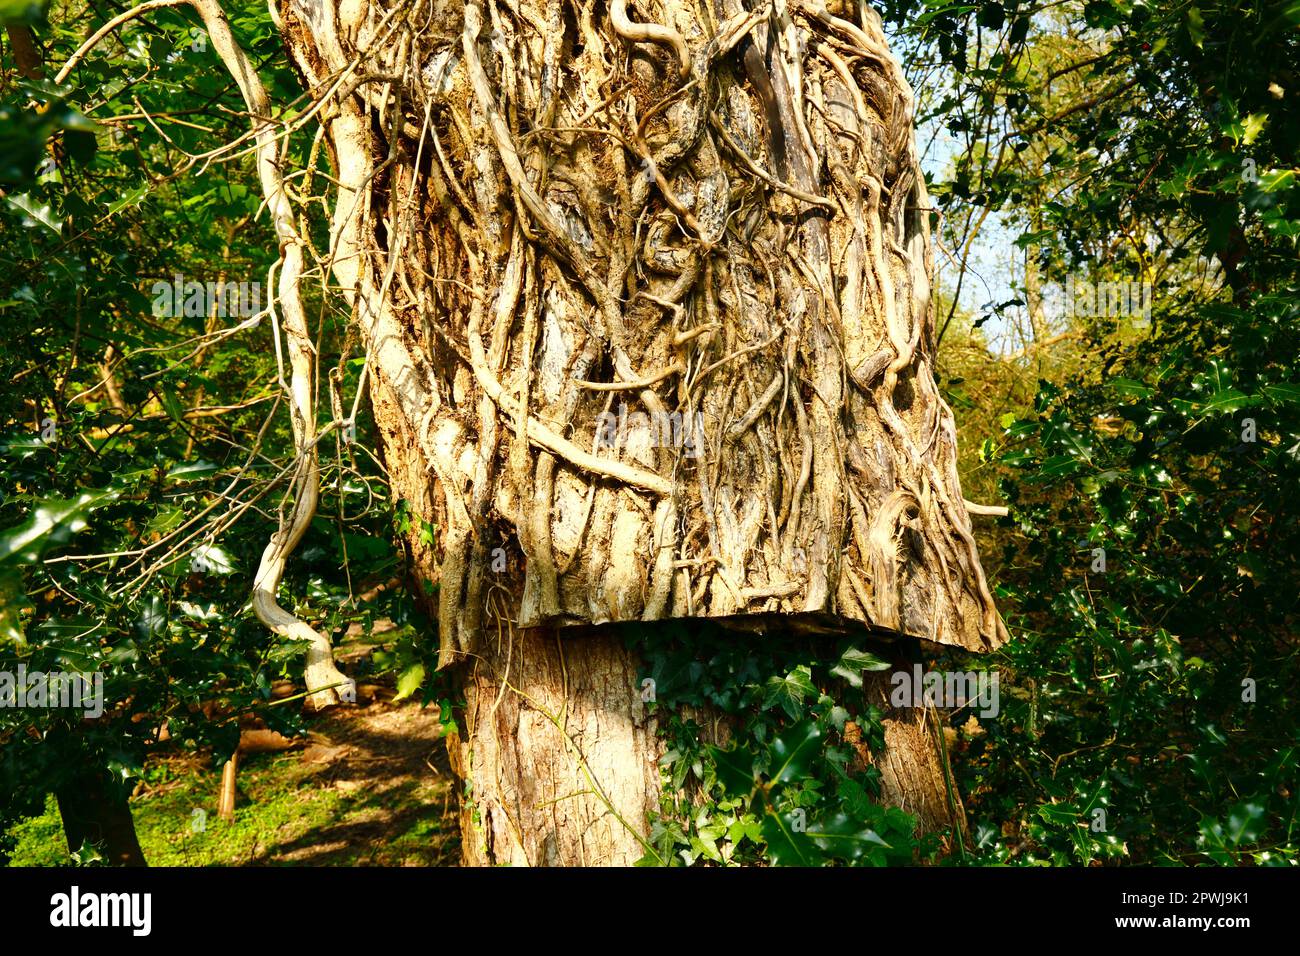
<box><xmin>450</xmin><ymin>627</ymin><xmax>660</xmax><ymax>865</ymax></box>
<box><xmin>279</xmin><ymin>0</ymin><xmax>1002</xmax><ymax>864</ymax></box>
<box><xmin>55</xmin><ymin>768</ymin><xmax>147</xmax><ymax>867</ymax></box>
<box><xmin>863</xmin><ymin>654</ymin><xmax>968</xmax><ymax>840</ymax></box>
<box><xmin>446</xmin><ymin>630</ymin><xmax>965</xmax><ymax>864</ymax></box>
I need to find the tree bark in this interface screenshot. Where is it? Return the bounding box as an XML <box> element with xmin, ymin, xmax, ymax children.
<box><xmin>450</xmin><ymin>627</ymin><xmax>660</xmax><ymax>865</ymax></box>
<box><xmin>863</xmin><ymin>663</ymin><xmax>967</xmax><ymax>841</ymax></box>
<box><xmin>447</xmin><ymin>627</ymin><xmax>966</xmax><ymax>864</ymax></box>
<box><xmin>279</xmin><ymin>0</ymin><xmax>1002</xmax><ymax>864</ymax></box>
<box><xmin>55</xmin><ymin>769</ymin><xmax>147</xmax><ymax>867</ymax></box>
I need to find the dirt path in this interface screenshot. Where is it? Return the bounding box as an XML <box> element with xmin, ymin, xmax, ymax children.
<box><xmin>261</xmin><ymin>696</ymin><xmax>457</xmax><ymax>865</ymax></box>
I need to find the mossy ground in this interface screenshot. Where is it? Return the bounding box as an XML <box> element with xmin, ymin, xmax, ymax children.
<box><xmin>7</xmin><ymin>696</ymin><xmax>458</xmax><ymax>867</ymax></box>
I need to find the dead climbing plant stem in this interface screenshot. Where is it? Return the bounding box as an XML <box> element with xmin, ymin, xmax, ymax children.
<box><xmin>277</xmin><ymin>0</ymin><xmax>1007</xmax><ymax>667</ymax></box>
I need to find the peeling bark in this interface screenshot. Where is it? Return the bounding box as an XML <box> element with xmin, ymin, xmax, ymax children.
<box><xmin>279</xmin><ymin>0</ymin><xmax>1004</xmax><ymax>656</ymax></box>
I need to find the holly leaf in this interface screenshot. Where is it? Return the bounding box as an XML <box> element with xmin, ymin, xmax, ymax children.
<box><xmin>1111</xmin><ymin>378</ymin><xmax>1154</xmax><ymax>399</ymax></box>
<box><xmin>808</xmin><ymin>812</ymin><xmax>891</xmax><ymax>863</ymax></box>
<box><xmin>0</xmin><ymin>488</ymin><xmax>121</xmax><ymax>566</ymax></box>
<box><xmin>709</xmin><ymin>744</ymin><xmax>758</xmax><ymax>797</ymax></box>
<box><xmin>1262</xmin><ymin>383</ymin><xmax>1300</xmax><ymax>405</ymax></box>
<box><xmin>1187</xmin><ymin>6</ymin><xmax>1205</xmax><ymax>47</ymax></box>
<box><xmin>394</xmin><ymin>662</ymin><xmax>426</xmax><ymax>701</ymax></box>
<box><xmin>760</xmin><ymin>811</ymin><xmax>823</xmax><ymax>866</ymax></box>
<box><xmin>1200</xmin><ymin>388</ymin><xmax>1253</xmax><ymax>415</ymax></box>
<box><xmin>768</xmin><ymin>720</ymin><xmax>822</xmax><ymax>785</ymax></box>
<box><xmin>0</xmin><ymin>569</ymin><xmax>30</xmax><ymax>644</ymax></box>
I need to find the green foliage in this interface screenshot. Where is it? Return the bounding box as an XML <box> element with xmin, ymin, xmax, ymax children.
<box><xmin>897</xmin><ymin>0</ymin><xmax>1300</xmax><ymax>866</ymax></box>
<box><xmin>635</xmin><ymin>625</ymin><xmax>935</xmax><ymax>866</ymax></box>
<box><xmin>631</xmin><ymin>0</ymin><xmax>1297</xmax><ymax>868</ymax></box>
<box><xmin>968</xmin><ymin>293</ymin><xmax>1300</xmax><ymax>865</ymax></box>
<box><xmin>0</xmin><ymin>0</ymin><xmax>425</xmax><ymax>862</ymax></box>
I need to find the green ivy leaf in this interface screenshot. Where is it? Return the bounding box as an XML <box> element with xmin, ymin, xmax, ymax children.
<box><xmin>761</xmin><ymin>664</ymin><xmax>815</xmax><ymax>718</ymax></box>
<box><xmin>830</xmin><ymin>647</ymin><xmax>891</xmax><ymax>688</ymax></box>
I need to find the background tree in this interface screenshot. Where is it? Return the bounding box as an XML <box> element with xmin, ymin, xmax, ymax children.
<box><xmin>0</xmin><ymin>0</ymin><xmax>401</xmax><ymax>863</ymax></box>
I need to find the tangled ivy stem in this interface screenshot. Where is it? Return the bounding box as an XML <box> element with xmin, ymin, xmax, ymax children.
<box><xmin>277</xmin><ymin>0</ymin><xmax>1008</xmax><ymax>669</ymax></box>
<box><xmin>63</xmin><ymin>0</ymin><xmax>361</xmax><ymax>708</ymax></box>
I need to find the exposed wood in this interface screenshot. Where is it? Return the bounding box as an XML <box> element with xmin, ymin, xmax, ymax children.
<box><xmin>451</xmin><ymin>626</ymin><xmax>660</xmax><ymax>866</ymax></box>
<box><xmin>217</xmin><ymin>750</ymin><xmax>239</xmax><ymax>821</ymax></box>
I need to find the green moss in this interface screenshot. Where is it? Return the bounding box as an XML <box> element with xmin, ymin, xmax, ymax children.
<box><xmin>7</xmin><ymin>797</ymin><xmax>68</xmax><ymax>867</ymax></box>
<box><xmin>6</xmin><ymin>749</ymin><xmax>457</xmax><ymax>867</ymax></box>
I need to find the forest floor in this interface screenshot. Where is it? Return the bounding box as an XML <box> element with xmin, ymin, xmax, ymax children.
<box><xmin>7</xmin><ymin>641</ymin><xmax>460</xmax><ymax>866</ymax></box>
